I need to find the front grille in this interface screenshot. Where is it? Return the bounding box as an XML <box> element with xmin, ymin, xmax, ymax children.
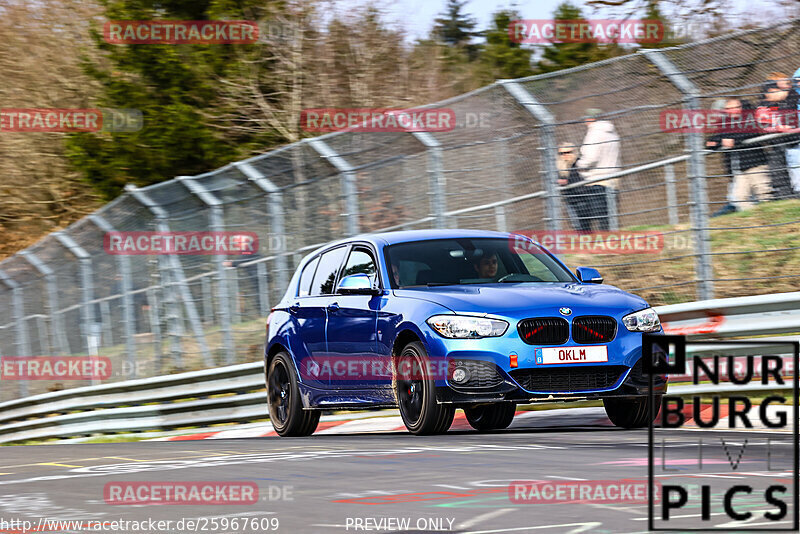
<box><xmin>448</xmin><ymin>359</ymin><xmax>503</xmax><ymax>388</ymax></box>
<box><xmin>510</xmin><ymin>365</ymin><xmax>627</xmax><ymax>393</ymax></box>
<box><xmin>572</xmin><ymin>316</ymin><xmax>617</xmax><ymax>344</ymax></box>
<box><xmin>518</xmin><ymin>318</ymin><xmax>569</xmax><ymax>345</ymax></box>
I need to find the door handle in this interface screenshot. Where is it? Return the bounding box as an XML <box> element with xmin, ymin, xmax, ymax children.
<box><xmin>327</xmin><ymin>302</ymin><xmax>340</xmax><ymax>312</ymax></box>
<box><xmin>288</xmin><ymin>303</ymin><xmax>300</xmax><ymax>314</ymax></box>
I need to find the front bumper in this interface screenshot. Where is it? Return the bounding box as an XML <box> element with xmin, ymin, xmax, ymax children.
<box><xmin>425</xmin><ymin>329</ymin><xmax>667</xmax><ymax>404</ymax></box>
<box><xmin>436</xmin><ymin>356</ymin><xmax>667</xmax><ymax>404</ymax></box>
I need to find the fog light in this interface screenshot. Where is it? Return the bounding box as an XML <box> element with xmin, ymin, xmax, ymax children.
<box><xmin>452</xmin><ymin>367</ymin><xmax>470</xmax><ymax>384</ymax></box>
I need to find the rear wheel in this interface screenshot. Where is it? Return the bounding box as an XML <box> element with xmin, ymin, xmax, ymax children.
<box><xmin>395</xmin><ymin>341</ymin><xmax>454</xmax><ymax>435</ymax></box>
<box><xmin>267</xmin><ymin>352</ymin><xmax>320</xmax><ymax>437</ymax></box>
<box><xmin>464</xmin><ymin>403</ymin><xmax>516</xmax><ymax>431</ymax></box>
<box><xmin>604</xmin><ymin>396</ymin><xmax>660</xmax><ymax>429</ymax></box>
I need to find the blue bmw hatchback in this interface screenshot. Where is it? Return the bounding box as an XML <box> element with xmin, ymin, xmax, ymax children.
<box><xmin>265</xmin><ymin>229</ymin><xmax>666</xmax><ymax>436</ymax></box>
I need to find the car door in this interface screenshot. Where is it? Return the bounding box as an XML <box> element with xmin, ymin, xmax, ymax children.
<box><xmin>325</xmin><ymin>245</ymin><xmax>387</xmax><ymax>389</ymax></box>
<box><xmin>290</xmin><ymin>246</ymin><xmax>346</xmax><ymax>389</ymax></box>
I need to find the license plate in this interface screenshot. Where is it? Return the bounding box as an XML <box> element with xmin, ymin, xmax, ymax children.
<box><xmin>535</xmin><ymin>345</ymin><xmax>608</xmax><ymax>365</ymax></box>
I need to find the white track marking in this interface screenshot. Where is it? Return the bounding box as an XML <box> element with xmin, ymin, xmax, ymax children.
<box><xmin>457</xmin><ymin>508</ymin><xmax>515</xmax><ymax>529</ymax></box>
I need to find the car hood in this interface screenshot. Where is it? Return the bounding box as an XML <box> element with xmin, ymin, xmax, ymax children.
<box><xmin>394</xmin><ymin>283</ymin><xmax>649</xmax><ymax>319</ymax></box>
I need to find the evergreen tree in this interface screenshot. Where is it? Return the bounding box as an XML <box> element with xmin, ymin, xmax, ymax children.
<box><xmin>536</xmin><ymin>2</ymin><xmax>625</xmax><ymax>73</ymax></box>
<box><xmin>432</xmin><ymin>0</ymin><xmax>479</xmax><ymax>59</ymax></box>
<box><xmin>478</xmin><ymin>10</ymin><xmax>534</xmax><ymax>81</ymax></box>
<box><xmin>66</xmin><ymin>0</ymin><xmax>270</xmax><ymax>200</ymax></box>
<box><xmin>638</xmin><ymin>0</ymin><xmax>678</xmax><ymax>49</ymax></box>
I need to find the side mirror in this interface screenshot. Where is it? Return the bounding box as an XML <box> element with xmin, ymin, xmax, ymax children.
<box><xmin>337</xmin><ymin>273</ymin><xmax>381</xmax><ymax>295</ymax></box>
<box><xmin>576</xmin><ymin>267</ymin><xmax>603</xmax><ymax>284</ymax></box>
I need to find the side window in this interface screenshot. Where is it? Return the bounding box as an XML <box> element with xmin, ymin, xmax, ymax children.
<box><xmin>341</xmin><ymin>248</ymin><xmax>377</xmax><ymax>280</ymax></box>
<box><xmin>310</xmin><ymin>246</ymin><xmax>347</xmax><ymax>296</ymax></box>
<box><xmin>297</xmin><ymin>256</ymin><xmax>320</xmax><ymax>297</ymax></box>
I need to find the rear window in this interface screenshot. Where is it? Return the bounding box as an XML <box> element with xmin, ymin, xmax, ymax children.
<box><xmin>309</xmin><ymin>246</ymin><xmax>347</xmax><ymax>296</ymax></box>
<box><xmin>297</xmin><ymin>256</ymin><xmax>320</xmax><ymax>297</ymax></box>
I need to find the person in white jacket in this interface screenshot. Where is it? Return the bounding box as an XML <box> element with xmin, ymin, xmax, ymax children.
<box><xmin>576</xmin><ymin>108</ymin><xmax>622</xmax><ymax>191</ymax></box>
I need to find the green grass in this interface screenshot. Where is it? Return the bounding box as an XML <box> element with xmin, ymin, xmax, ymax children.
<box><xmin>560</xmin><ymin>198</ymin><xmax>800</xmax><ymax>305</ymax></box>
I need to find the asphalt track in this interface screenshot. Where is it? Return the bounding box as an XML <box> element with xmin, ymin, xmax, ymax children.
<box><xmin>0</xmin><ymin>408</ymin><xmax>794</xmax><ymax>534</ymax></box>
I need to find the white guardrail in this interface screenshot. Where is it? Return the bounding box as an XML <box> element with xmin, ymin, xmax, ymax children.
<box><xmin>0</xmin><ymin>292</ymin><xmax>798</xmax><ymax>444</ymax></box>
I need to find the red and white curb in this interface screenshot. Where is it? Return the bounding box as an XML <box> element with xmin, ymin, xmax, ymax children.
<box><xmin>148</xmin><ymin>408</ymin><xmax>612</xmax><ymax>441</ymax></box>
<box><xmin>146</xmin><ymin>403</ymin><xmax>793</xmax><ymax>442</ymax></box>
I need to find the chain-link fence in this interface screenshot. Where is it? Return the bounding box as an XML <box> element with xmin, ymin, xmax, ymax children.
<box><xmin>1</xmin><ymin>21</ymin><xmax>799</xmax><ymax>401</ymax></box>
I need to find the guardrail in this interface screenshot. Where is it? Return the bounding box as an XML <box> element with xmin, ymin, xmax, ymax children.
<box><xmin>0</xmin><ymin>292</ymin><xmax>797</xmax><ymax>444</ymax></box>
<box><xmin>658</xmin><ymin>291</ymin><xmax>800</xmax><ymax>337</ymax></box>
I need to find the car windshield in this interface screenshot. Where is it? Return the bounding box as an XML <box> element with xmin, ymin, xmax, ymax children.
<box><xmin>384</xmin><ymin>237</ymin><xmax>575</xmax><ymax>288</ymax></box>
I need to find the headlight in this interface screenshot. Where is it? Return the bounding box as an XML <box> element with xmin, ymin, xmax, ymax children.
<box><xmin>427</xmin><ymin>315</ymin><xmax>508</xmax><ymax>339</ymax></box>
<box><xmin>622</xmin><ymin>307</ymin><xmax>661</xmax><ymax>332</ymax></box>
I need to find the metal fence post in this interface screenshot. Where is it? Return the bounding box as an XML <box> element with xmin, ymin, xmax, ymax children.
<box><xmin>255</xmin><ymin>261</ymin><xmax>271</xmax><ymax>317</ymax></box>
<box><xmin>411</xmin><ymin>132</ymin><xmax>447</xmax><ymax>228</ymax></box>
<box><xmin>200</xmin><ymin>275</ymin><xmax>213</xmax><ymax>324</ymax></box>
<box><xmin>19</xmin><ymin>250</ymin><xmax>68</xmax><ymax>356</ymax></box>
<box><xmin>234</xmin><ymin>161</ymin><xmax>289</xmax><ymax>298</ymax></box>
<box><xmin>146</xmin><ymin>285</ymin><xmax>163</xmax><ymax>370</ymax></box>
<box><xmin>643</xmin><ymin>49</ymin><xmax>714</xmax><ymax>300</ymax></box>
<box><xmin>0</xmin><ymin>270</ymin><xmax>29</xmax><ymax>397</ymax></box>
<box><xmin>607</xmin><ymin>188</ymin><xmax>619</xmax><ymax>230</ymax></box>
<box><xmin>52</xmin><ymin>232</ymin><xmax>96</xmax><ymax>355</ymax></box>
<box><xmin>494</xmin><ymin>205</ymin><xmax>508</xmax><ymax>232</ymax></box>
<box><xmin>177</xmin><ymin>176</ymin><xmax>235</xmax><ymax>365</ymax></box>
<box><xmin>499</xmin><ymin>80</ymin><xmax>562</xmax><ymax>231</ymax></box>
<box><xmin>665</xmin><ymin>164</ymin><xmax>679</xmax><ymax>225</ymax></box>
<box><xmin>125</xmin><ymin>185</ymin><xmax>212</xmax><ymax>368</ymax></box>
<box><xmin>88</xmin><ymin>214</ymin><xmax>137</xmax><ymax>374</ymax></box>
<box><xmin>307</xmin><ymin>138</ymin><xmax>360</xmax><ymax>236</ymax></box>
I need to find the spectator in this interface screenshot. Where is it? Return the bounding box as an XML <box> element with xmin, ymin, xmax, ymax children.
<box><xmin>576</xmin><ymin>108</ymin><xmax>622</xmax><ymax>192</ymax></box>
<box><xmin>756</xmin><ymin>80</ymin><xmax>797</xmax><ymax>198</ymax></box>
<box><xmin>556</xmin><ymin>142</ymin><xmax>609</xmax><ymax>231</ymax></box>
<box><xmin>786</xmin><ymin>67</ymin><xmax>800</xmax><ymax>195</ymax></box>
<box><xmin>708</xmin><ymin>99</ymin><xmax>737</xmax><ymax>217</ymax></box>
<box><xmin>768</xmin><ymin>72</ymin><xmax>798</xmax><ymax>109</ymax></box>
<box><xmin>706</xmin><ymin>97</ymin><xmax>771</xmax><ymax>211</ymax></box>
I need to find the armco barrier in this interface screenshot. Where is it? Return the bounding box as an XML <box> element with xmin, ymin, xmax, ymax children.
<box><xmin>0</xmin><ymin>292</ymin><xmax>797</xmax><ymax>444</ymax></box>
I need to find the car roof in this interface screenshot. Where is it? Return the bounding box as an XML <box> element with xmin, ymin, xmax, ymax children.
<box><xmin>307</xmin><ymin>229</ymin><xmax>518</xmax><ymax>256</ymax></box>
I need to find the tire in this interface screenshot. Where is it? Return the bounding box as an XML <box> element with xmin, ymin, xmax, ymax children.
<box><xmin>395</xmin><ymin>341</ymin><xmax>455</xmax><ymax>435</ymax></box>
<box><xmin>604</xmin><ymin>396</ymin><xmax>661</xmax><ymax>429</ymax></box>
<box><xmin>464</xmin><ymin>403</ymin><xmax>516</xmax><ymax>431</ymax></box>
<box><xmin>267</xmin><ymin>352</ymin><xmax>321</xmax><ymax>437</ymax></box>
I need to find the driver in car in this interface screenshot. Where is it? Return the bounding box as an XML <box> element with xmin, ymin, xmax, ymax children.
<box><xmin>472</xmin><ymin>251</ymin><xmax>500</xmax><ymax>280</ymax></box>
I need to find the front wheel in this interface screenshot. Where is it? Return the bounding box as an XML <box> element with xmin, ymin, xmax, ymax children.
<box><xmin>603</xmin><ymin>396</ymin><xmax>660</xmax><ymax>429</ymax></box>
<box><xmin>267</xmin><ymin>352</ymin><xmax>320</xmax><ymax>437</ymax></box>
<box><xmin>464</xmin><ymin>403</ymin><xmax>516</xmax><ymax>431</ymax></box>
<box><xmin>395</xmin><ymin>341</ymin><xmax>454</xmax><ymax>435</ymax></box>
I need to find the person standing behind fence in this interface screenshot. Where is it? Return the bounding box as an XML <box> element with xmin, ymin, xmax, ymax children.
<box><xmin>786</xmin><ymin>67</ymin><xmax>800</xmax><ymax>195</ymax></box>
<box><xmin>575</xmin><ymin>108</ymin><xmax>620</xmax><ymax>228</ymax></box>
<box><xmin>706</xmin><ymin>98</ymin><xmax>771</xmax><ymax>210</ymax></box>
<box><xmin>756</xmin><ymin>80</ymin><xmax>798</xmax><ymax>199</ymax></box>
<box><xmin>557</xmin><ymin>143</ymin><xmax>609</xmax><ymax>231</ymax></box>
